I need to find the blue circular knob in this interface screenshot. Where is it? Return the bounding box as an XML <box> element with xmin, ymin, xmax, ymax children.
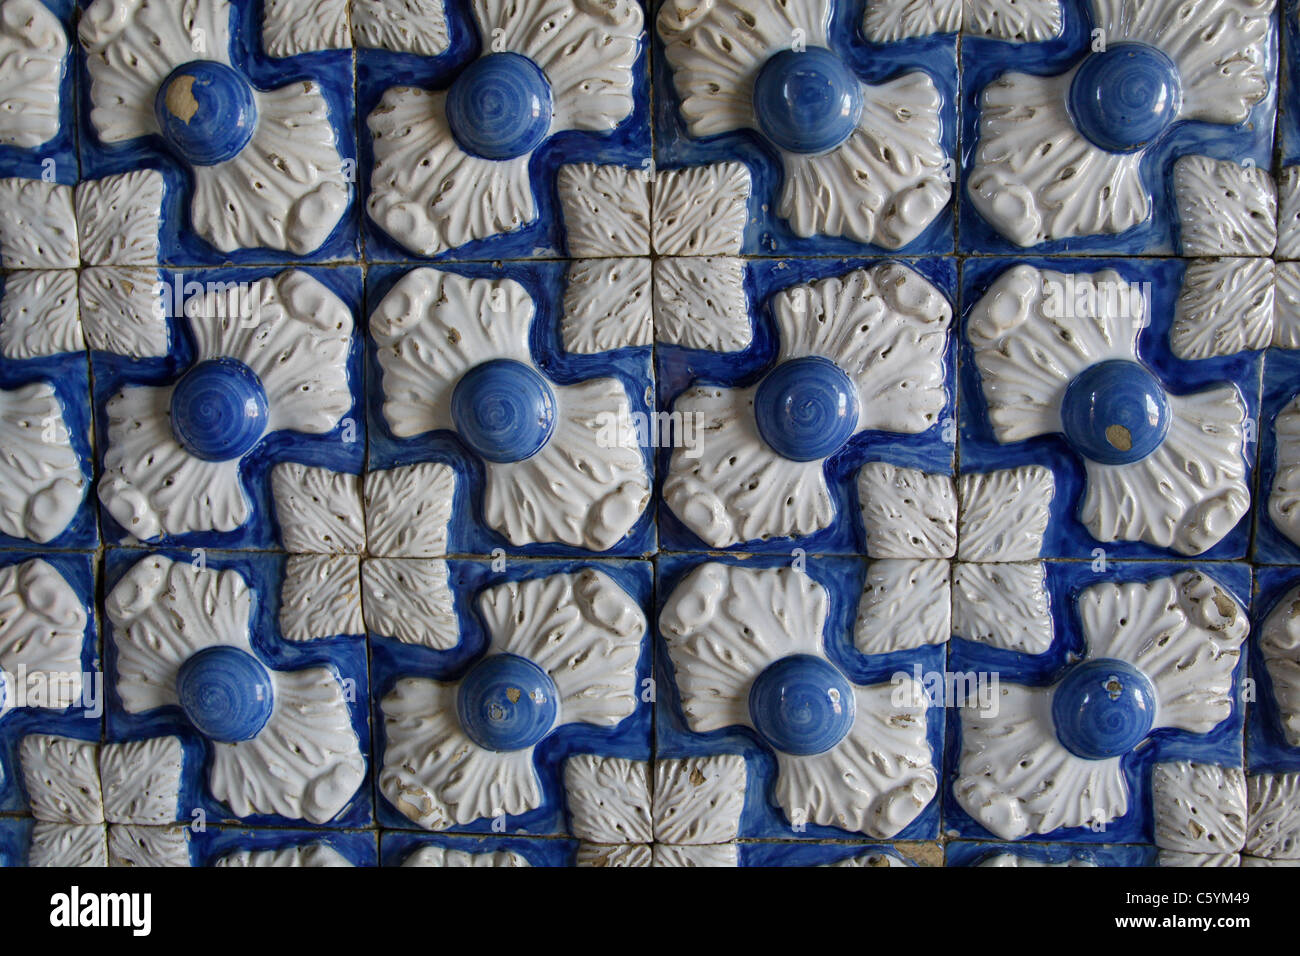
<box><xmin>446</xmin><ymin>53</ymin><xmax>553</xmax><ymax>160</ymax></box>
<box><xmin>1053</xmin><ymin>658</ymin><xmax>1157</xmax><ymax>760</ymax></box>
<box><xmin>753</xmin><ymin>47</ymin><xmax>863</xmax><ymax>154</ymax></box>
<box><xmin>177</xmin><ymin>646</ymin><xmax>274</xmax><ymax>743</ymax></box>
<box><xmin>1061</xmin><ymin>359</ymin><xmax>1170</xmax><ymax>465</ymax></box>
<box><xmin>755</xmin><ymin>356</ymin><xmax>859</xmax><ymax>461</ymax></box>
<box><xmin>451</xmin><ymin>359</ymin><xmax>556</xmax><ymax>463</ymax></box>
<box><xmin>748</xmin><ymin>654</ymin><xmax>855</xmax><ymax>756</ymax></box>
<box><xmin>154</xmin><ymin>61</ymin><xmax>258</xmax><ymax>166</ymax></box>
<box><xmin>1069</xmin><ymin>43</ymin><xmax>1181</xmax><ymax>153</ymax></box>
<box><xmin>457</xmin><ymin>654</ymin><xmax>559</xmax><ymax>752</ymax></box>
<box><xmin>170</xmin><ymin>359</ymin><xmax>269</xmax><ymax>462</ymax></box>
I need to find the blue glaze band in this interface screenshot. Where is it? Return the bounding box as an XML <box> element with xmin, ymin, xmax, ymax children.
<box><xmin>177</xmin><ymin>645</ymin><xmax>275</xmax><ymax>743</ymax></box>
<box><xmin>457</xmin><ymin>654</ymin><xmax>559</xmax><ymax>752</ymax></box>
<box><xmin>171</xmin><ymin>358</ymin><xmax>270</xmax><ymax>462</ymax></box>
<box><xmin>753</xmin><ymin>47</ymin><xmax>863</xmax><ymax>155</ymax></box>
<box><xmin>1052</xmin><ymin>658</ymin><xmax>1157</xmax><ymax>760</ymax></box>
<box><xmin>1069</xmin><ymin>43</ymin><xmax>1182</xmax><ymax>154</ymax></box>
<box><xmin>748</xmin><ymin>654</ymin><xmax>855</xmax><ymax>756</ymax></box>
<box><xmin>447</xmin><ymin>53</ymin><xmax>554</xmax><ymax>161</ymax></box>
<box><xmin>451</xmin><ymin>359</ymin><xmax>557</xmax><ymax>463</ymax></box>
<box><xmin>154</xmin><ymin>61</ymin><xmax>258</xmax><ymax>166</ymax></box>
<box><xmin>755</xmin><ymin>356</ymin><xmax>860</xmax><ymax>461</ymax></box>
<box><xmin>1061</xmin><ymin>359</ymin><xmax>1171</xmax><ymax>465</ymax></box>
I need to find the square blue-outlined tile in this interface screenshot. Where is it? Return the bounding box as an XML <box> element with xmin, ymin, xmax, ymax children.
<box><xmin>90</xmin><ymin>264</ymin><xmax>365</xmax><ymax>550</ymax></box>
<box><xmin>358</xmin><ymin>0</ymin><xmax>651</xmax><ymax>263</ymax></box>
<box><xmin>0</xmin><ymin>0</ymin><xmax>77</xmax><ymax>184</ymax></box>
<box><xmin>959</xmin><ymin>257</ymin><xmax>1262</xmax><ymax>562</ymax></box>
<box><xmin>370</xmin><ymin>557</ymin><xmax>653</xmax><ymax>836</ymax></box>
<box><xmin>959</xmin><ymin>0</ymin><xmax>1276</xmax><ymax>255</ymax></box>
<box><xmin>655</xmin><ymin>552</ymin><xmax>945</xmax><ymax>843</ymax></box>
<box><xmin>379</xmin><ymin>831</ymin><xmax>575</xmax><ymax>867</ymax></box>
<box><xmin>365</xmin><ymin>260</ymin><xmax>656</xmax><ymax>558</ymax></box>
<box><xmin>944</xmin><ymin>560</ymin><xmax>1250</xmax><ymax>844</ymax></box>
<box><xmin>1248</xmin><ymin>565</ymin><xmax>1300</xmax><ymax>774</ymax></box>
<box><xmin>1255</xmin><ymin>348</ymin><xmax>1300</xmax><ymax>564</ymax></box>
<box><xmin>191</xmin><ymin>826</ymin><xmax>377</xmax><ymax>867</ymax></box>
<box><xmin>656</xmin><ymin>256</ymin><xmax>956</xmax><ymax>555</ymax></box>
<box><xmin>101</xmin><ymin>547</ymin><xmax>373</xmax><ymax>829</ymax></box>
<box><xmin>654</xmin><ymin>0</ymin><xmax>957</xmax><ymax>256</ymax></box>
<box><xmin>76</xmin><ymin>0</ymin><xmax>360</xmax><ymax>265</ymax></box>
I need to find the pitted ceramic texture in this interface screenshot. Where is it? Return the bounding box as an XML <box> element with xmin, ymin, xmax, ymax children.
<box><xmin>863</xmin><ymin>0</ymin><xmax>1063</xmax><ymax>42</ymax></box>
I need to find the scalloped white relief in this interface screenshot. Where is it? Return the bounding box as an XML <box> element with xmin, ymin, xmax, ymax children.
<box><xmin>658</xmin><ymin>1</ymin><xmax>948</xmax><ymax>248</ymax></box>
<box><xmin>1259</xmin><ymin>584</ymin><xmax>1300</xmax><ymax>746</ymax></box>
<box><xmin>556</xmin><ymin>164</ymin><xmax>651</xmax><ymax>257</ymax></box>
<box><xmin>951</xmin><ymin>561</ymin><xmax>1053</xmax><ymax>654</ymax></box>
<box><xmin>100</xmin><ymin>736</ymin><xmax>183</xmax><ymax>825</ymax></box>
<box><xmin>1246</xmin><ymin>773</ymin><xmax>1300</xmax><ymax>860</ymax></box>
<box><xmin>107</xmin><ymin>825</ymin><xmax>190</xmax><ymax>867</ymax></box>
<box><xmin>660</xmin><ymin>563</ymin><xmax>934</xmax><ymax>838</ymax></box>
<box><xmin>281</xmin><ymin>554</ymin><xmax>363</xmax><ymax>642</ymax></box>
<box><xmin>652</xmin><ymin>257</ymin><xmax>751</xmax><ymax>351</ymax></box>
<box><xmin>561</xmin><ymin>258</ymin><xmax>653</xmax><ymax>354</ymax></box>
<box><xmin>0</xmin><ymin>559</ymin><xmax>87</xmax><ymax>715</ymax></box>
<box><xmin>1173</xmin><ymin>258</ymin><xmax>1274</xmax><ymax>359</ymax></box>
<box><xmin>263</xmin><ymin>0</ymin><xmax>350</xmax><ymax>56</ymax></box>
<box><xmin>653</xmin><ymin>755</ymin><xmax>747</xmax><ymax>845</ymax></box>
<box><xmin>353</xmin><ymin>0</ymin><xmax>451</xmax><ymax>56</ymax></box>
<box><xmin>0</xmin><ymin>178</ymin><xmax>76</xmax><ymax>268</ymax></box>
<box><xmin>0</xmin><ymin>269</ymin><xmax>82</xmax><ymax>359</ymax></box>
<box><xmin>78</xmin><ymin>267</ymin><xmax>168</xmax><ymax>358</ymax></box>
<box><xmin>564</xmin><ymin>755</ymin><xmax>652</xmax><ymax>844</ymax></box>
<box><xmin>1275</xmin><ymin>262</ymin><xmax>1300</xmax><ymax>350</ymax></box>
<box><xmin>957</xmin><ymin>465</ymin><xmax>1054</xmax><ymax>562</ymax></box>
<box><xmin>1159</xmin><ymin>851</ymin><xmax>1240</xmax><ymax>867</ymax></box>
<box><xmin>0</xmin><ymin>0</ymin><xmax>66</xmax><ymax>149</ymax></box>
<box><xmin>578</xmin><ymin>843</ymin><xmax>652</xmax><ymax>867</ymax></box>
<box><xmin>364</xmin><ymin>462</ymin><xmax>455</xmax><ymax>558</ymax></box>
<box><xmin>1152</xmin><ymin>762</ymin><xmax>1247</xmax><ymax>854</ymax></box>
<box><xmin>361</xmin><ymin>558</ymin><xmax>457</xmax><ymax>650</ymax></box>
<box><xmin>403</xmin><ymin>846</ymin><xmax>531</xmax><ymax>867</ymax></box>
<box><xmin>19</xmin><ymin>735</ymin><xmax>102</xmax><ymax>823</ymax></box>
<box><xmin>271</xmin><ymin>463</ymin><xmax>364</xmax><ymax>554</ymax></box>
<box><xmin>653</xmin><ymin>844</ymin><xmax>738</xmax><ymax>867</ymax></box>
<box><xmin>978</xmin><ymin>854</ymin><xmax>1093</xmax><ymax>867</ymax></box>
<box><xmin>969</xmin><ymin>264</ymin><xmax>1248</xmax><ymax>555</ymax></box>
<box><xmin>371</xmin><ymin>269</ymin><xmax>649</xmax><ymax>551</ymax></box>
<box><xmin>857</xmin><ymin>464</ymin><xmax>957</xmax><ymax>559</ymax></box>
<box><xmin>1279</xmin><ymin>166</ymin><xmax>1300</xmax><ymax>259</ymax></box>
<box><xmin>0</xmin><ymin>383</ymin><xmax>86</xmax><ymax>544</ymax></box>
<box><xmin>862</xmin><ymin>0</ymin><xmax>961</xmax><ymax>41</ymax></box>
<box><xmin>855</xmin><ymin>559</ymin><xmax>951</xmax><ymax>654</ymax></box>
<box><xmin>381</xmin><ymin>569</ymin><xmax>643</xmax><ymax>830</ymax></box>
<box><xmin>1174</xmin><ymin>156</ymin><xmax>1277</xmax><ymax>257</ymax></box>
<box><xmin>75</xmin><ymin>169</ymin><xmax>164</xmax><ymax>266</ymax></box>
<box><xmin>29</xmin><ymin>822</ymin><xmax>106</xmax><ymax>867</ymax></box>
<box><xmin>652</xmin><ymin>163</ymin><xmax>751</xmax><ymax>256</ymax></box>
<box><xmin>215</xmin><ymin>845</ymin><xmax>353</xmax><ymax>867</ymax></box>
<box><xmin>964</xmin><ymin>0</ymin><xmax>1063</xmax><ymax>40</ymax></box>
<box><xmin>1271</xmin><ymin>397</ymin><xmax>1300</xmax><ymax>548</ymax></box>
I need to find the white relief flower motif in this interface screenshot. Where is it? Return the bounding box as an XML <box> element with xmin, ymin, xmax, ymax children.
<box><xmin>658</xmin><ymin>0</ymin><xmax>952</xmax><ymax>249</ymax></box>
<box><xmin>0</xmin><ymin>0</ymin><xmax>67</xmax><ymax>149</ymax></box>
<box><xmin>660</xmin><ymin>563</ymin><xmax>936</xmax><ymax>839</ymax></box>
<box><xmin>379</xmin><ymin>569</ymin><xmax>644</xmax><ymax>830</ymax></box>
<box><xmin>402</xmin><ymin>845</ymin><xmax>530</xmax><ymax>867</ymax></box>
<box><xmin>1259</xmin><ymin>582</ymin><xmax>1300</xmax><ymax>746</ymax></box>
<box><xmin>80</xmin><ymin>0</ymin><xmax>349</xmax><ymax>255</ymax></box>
<box><xmin>105</xmin><ymin>555</ymin><xmax>366</xmax><ymax>825</ymax></box>
<box><xmin>367</xmin><ymin>0</ymin><xmax>644</xmax><ymax>256</ymax></box>
<box><xmin>1271</xmin><ymin>396</ymin><xmax>1300</xmax><ymax>549</ymax></box>
<box><xmin>862</xmin><ymin>0</ymin><xmax>1064</xmax><ymax>42</ymax></box>
<box><xmin>1151</xmin><ymin>762</ymin><xmax>1247</xmax><ymax>860</ymax></box>
<box><xmin>0</xmin><ymin>559</ymin><xmax>87</xmax><ymax>716</ymax></box>
<box><xmin>0</xmin><ymin>382</ymin><xmax>87</xmax><ymax>544</ymax></box>
<box><xmin>664</xmin><ymin>263</ymin><xmax>950</xmax><ymax>548</ymax></box>
<box><xmin>370</xmin><ymin>268</ymin><xmax>650</xmax><ymax>552</ymax></box>
<box><xmin>967</xmin><ymin>0</ymin><xmax>1273</xmax><ymax>246</ymax></box>
<box><xmin>214</xmin><ymin>843</ymin><xmax>354</xmax><ymax>867</ymax></box>
<box><xmin>968</xmin><ymin>265</ymin><xmax>1250</xmax><ymax>556</ymax></box>
<box><xmin>98</xmin><ymin>269</ymin><xmax>354</xmax><ymax>542</ymax></box>
<box><xmin>956</xmin><ymin>571</ymin><xmax>1246</xmax><ymax>840</ymax></box>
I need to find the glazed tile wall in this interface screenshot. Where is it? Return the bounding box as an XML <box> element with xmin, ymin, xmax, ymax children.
<box><xmin>0</xmin><ymin>0</ymin><xmax>1297</xmax><ymax>867</ymax></box>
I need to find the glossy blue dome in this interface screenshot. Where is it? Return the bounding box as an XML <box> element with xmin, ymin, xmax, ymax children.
<box><xmin>1069</xmin><ymin>43</ymin><xmax>1181</xmax><ymax>153</ymax></box>
<box><xmin>451</xmin><ymin>359</ymin><xmax>556</xmax><ymax>463</ymax></box>
<box><xmin>177</xmin><ymin>646</ymin><xmax>274</xmax><ymax>743</ymax></box>
<box><xmin>1052</xmin><ymin>658</ymin><xmax>1156</xmax><ymax>760</ymax></box>
<box><xmin>457</xmin><ymin>654</ymin><xmax>559</xmax><ymax>752</ymax></box>
<box><xmin>1061</xmin><ymin>359</ymin><xmax>1171</xmax><ymax>465</ymax></box>
<box><xmin>755</xmin><ymin>356</ymin><xmax>859</xmax><ymax>461</ymax></box>
<box><xmin>753</xmin><ymin>47</ymin><xmax>863</xmax><ymax>154</ymax></box>
<box><xmin>749</xmin><ymin>654</ymin><xmax>855</xmax><ymax>756</ymax></box>
<box><xmin>446</xmin><ymin>53</ymin><xmax>553</xmax><ymax>160</ymax></box>
<box><xmin>154</xmin><ymin>61</ymin><xmax>257</xmax><ymax>166</ymax></box>
<box><xmin>170</xmin><ymin>359</ymin><xmax>269</xmax><ymax>462</ymax></box>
